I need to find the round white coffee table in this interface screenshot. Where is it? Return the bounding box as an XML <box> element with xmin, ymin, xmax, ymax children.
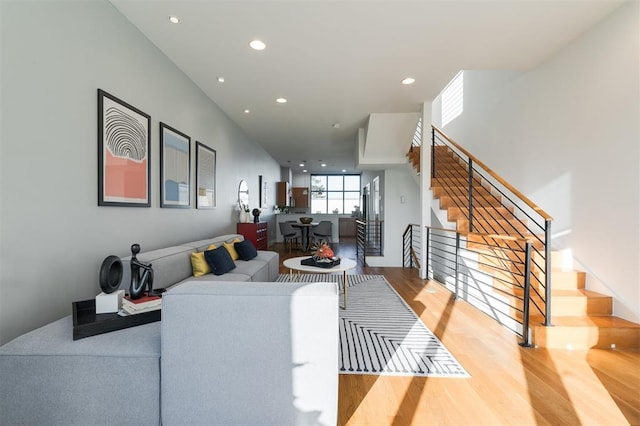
<box><xmin>283</xmin><ymin>256</ymin><xmax>357</xmax><ymax>309</ymax></box>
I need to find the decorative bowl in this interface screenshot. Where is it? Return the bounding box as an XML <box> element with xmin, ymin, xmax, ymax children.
<box><xmin>299</xmin><ymin>217</ymin><xmax>313</xmax><ymax>224</ymax></box>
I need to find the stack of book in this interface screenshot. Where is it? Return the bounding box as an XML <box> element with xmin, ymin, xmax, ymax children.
<box><xmin>121</xmin><ymin>293</ymin><xmax>162</xmax><ymax>315</ymax></box>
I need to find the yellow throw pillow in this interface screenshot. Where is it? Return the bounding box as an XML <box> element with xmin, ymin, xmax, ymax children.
<box><xmin>190</xmin><ymin>244</ymin><xmax>217</xmax><ymax>277</ymax></box>
<box><xmin>223</xmin><ymin>239</ymin><xmax>241</xmax><ymax>261</ymax></box>
<box><xmin>191</xmin><ymin>252</ymin><xmax>210</xmax><ymax>277</ymax></box>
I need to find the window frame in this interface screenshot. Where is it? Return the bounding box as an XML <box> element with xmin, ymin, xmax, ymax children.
<box><xmin>310</xmin><ymin>174</ymin><xmax>361</xmax><ymax>214</ymax></box>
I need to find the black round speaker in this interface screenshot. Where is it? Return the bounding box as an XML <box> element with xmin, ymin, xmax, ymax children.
<box><xmin>99</xmin><ymin>255</ymin><xmax>123</xmax><ymax>294</ymax></box>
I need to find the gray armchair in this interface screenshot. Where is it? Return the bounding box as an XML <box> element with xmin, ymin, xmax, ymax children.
<box><xmin>311</xmin><ymin>220</ymin><xmax>332</xmax><ymax>244</ymax></box>
<box><xmin>279</xmin><ymin>222</ymin><xmax>302</xmax><ymax>252</ymax></box>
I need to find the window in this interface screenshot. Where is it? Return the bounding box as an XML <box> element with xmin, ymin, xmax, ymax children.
<box><xmin>311</xmin><ymin>174</ymin><xmax>361</xmax><ymax>214</ymax></box>
<box><xmin>441</xmin><ymin>70</ymin><xmax>464</xmax><ymax>127</ymax></box>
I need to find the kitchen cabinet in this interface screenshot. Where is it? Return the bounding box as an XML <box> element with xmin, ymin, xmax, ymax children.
<box><xmin>276</xmin><ymin>182</ymin><xmax>290</xmax><ymax>206</ymax></box>
<box><xmin>291</xmin><ymin>187</ymin><xmax>309</xmax><ymax>208</ymax></box>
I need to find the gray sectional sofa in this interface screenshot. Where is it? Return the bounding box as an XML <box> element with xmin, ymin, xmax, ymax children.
<box><xmin>0</xmin><ymin>234</ymin><xmax>339</xmax><ymax>426</ymax></box>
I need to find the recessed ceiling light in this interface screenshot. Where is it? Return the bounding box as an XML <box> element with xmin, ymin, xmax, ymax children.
<box><xmin>169</xmin><ymin>16</ymin><xmax>180</xmax><ymax>24</ymax></box>
<box><xmin>303</xmin><ymin>170</ymin><xmax>307</xmax><ymax>173</ymax></box>
<box><xmin>299</xmin><ymin>163</ymin><xmax>304</xmax><ymax>167</ymax></box>
<box><xmin>276</xmin><ymin>97</ymin><xmax>287</xmax><ymax>104</ymax></box>
<box><xmin>243</xmin><ymin>109</ymin><xmax>250</xmax><ymax>114</ymax></box>
<box><xmin>321</xmin><ymin>163</ymin><xmax>327</xmax><ymax>167</ymax></box>
<box><xmin>402</xmin><ymin>77</ymin><xmax>416</xmax><ymax>85</ymax></box>
<box><xmin>217</xmin><ymin>77</ymin><xmax>225</xmax><ymax>83</ymax></box>
<box><xmin>342</xmin><ymin>169</ymin><xmax>347</xmax><ymax>173</ymax></box>
<box><xmin>249</xmin><ymin>40</ymin><xmax>266</xmax><ymax>50</ymax></box>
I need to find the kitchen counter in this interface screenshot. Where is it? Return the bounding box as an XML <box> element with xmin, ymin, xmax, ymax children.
<box><xmin>275</xmin><ymin>214</ymin><xmax>353</xmax><ymax>243</ymax></box>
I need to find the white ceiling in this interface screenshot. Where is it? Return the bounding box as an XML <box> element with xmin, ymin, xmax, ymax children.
<box><xmin>110</xmin><ymin>0</ymin><xmax>624</xmax><ymax>174</ymax></box>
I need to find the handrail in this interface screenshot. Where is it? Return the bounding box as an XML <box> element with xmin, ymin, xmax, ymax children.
<box><xmin>432</xmin><ymin>125</ymin><xmax>553</xmax><ymax>221</ymax></box>
<box><xmin>431</xmin><ymin>126</ymin><xmax>553</xmax><ymax>326</ymax></box>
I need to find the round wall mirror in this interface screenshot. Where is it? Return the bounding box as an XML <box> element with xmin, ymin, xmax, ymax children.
<box><xmin>238</xmin><ymin>180</ymin><xmax>249</xmax><ymax>208</ymax></box>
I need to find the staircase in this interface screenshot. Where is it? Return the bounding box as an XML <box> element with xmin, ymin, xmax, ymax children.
<box><xmin>417</xmin><ymin>139</ymin><xmax>640</xmax><ymax>349</ymax></box>
<box><xmin>531</xmin><ymin>252</ymin><xmax>640</xmax><ymax>349</ymax></box>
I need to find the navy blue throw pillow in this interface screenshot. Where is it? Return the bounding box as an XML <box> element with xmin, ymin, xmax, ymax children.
<box><xmin>234</xmin><ymin>240</ymin><xmax>258</xmax><ymax>261</ymax></box>
<box><xmin>204</xmin><ymin>246</ymin><xmax>236</xmax><ymax>275</ymax></box>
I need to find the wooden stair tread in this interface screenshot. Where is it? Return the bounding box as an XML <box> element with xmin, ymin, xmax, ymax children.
<box><xmin>531</xmin><ymin>315</ymin><xmax>640</xmax><ymax>328</ymax></box>
<box><xmin>551</xmin><ymin>289</ymin><xmax>611</xmax><ymax>299</ymax></box>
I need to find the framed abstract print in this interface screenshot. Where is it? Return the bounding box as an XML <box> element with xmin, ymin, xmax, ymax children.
<box><xmin>160</xmin><ymin>122</ymin><xmax>191</xmax><ymax>208</ymax></box>
<box><xmin>98</xmin><ymin>89</ymin><xmax>151</xmax><ymax>207</ymax></box>
<box><xmin>195</xmin><ymin>141</ymin><xmax>216</xmax><ymax>209</ymax></box>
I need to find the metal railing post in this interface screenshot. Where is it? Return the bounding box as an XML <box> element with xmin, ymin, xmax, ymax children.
<box><xmin>544</xmin><ymin>219</ymin><xmax>553</xmax><ymax>326</ymax></box>
<box><xmin>425</xmin><ymin>226</ymin><xmax>430</xmax><ymax>280</ymax></box>
<box><xmin>468</xmin><ymin>159</ymin><xmax>474</xmax><ymax>232</ymax></box>
<box><xmin>519</xmin><ymin>241</ymin><xmax>533</xmax><ymax>347</ymax></box>
<box><xmin>409</xmin><ymin>226</ymin><xmax>413</xmax><ymax>268</ymax></box>
<box><xmin>431</xmin><ymin>127</ymin><xmax>436</xmax><ymax>179</ymax></box>
<box><xmin>454</xmin><ymin>232</ymin><xmax>460</xmax><ymax>299</ymax></box>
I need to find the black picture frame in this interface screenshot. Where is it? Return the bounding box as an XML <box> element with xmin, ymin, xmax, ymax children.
<box><xmin>259</xmin><ymin>175</ymin><xmax>269</xmax><ymax>208</ymax></box>
<box><xmin>160</xmin><ymin>122</ymin><xmax>191</xmax><ymax>208</ymax></box>
<box><xmin>195</xmin><ymin>141</ymin><xmax>216</xmax><ymax>209</ymax></box>
<box><xmin>97</xmin><ymin>89</ymin><xmax>151</xmax><ymax>207</ymax></box>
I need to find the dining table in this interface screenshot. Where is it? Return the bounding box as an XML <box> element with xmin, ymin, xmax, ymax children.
<box><xmin>291</xmin><ymin>222</ymin><xmax>318</xmax><ymax>252</ymax></box>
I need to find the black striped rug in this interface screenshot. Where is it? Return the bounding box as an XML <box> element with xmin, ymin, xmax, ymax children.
<box><xmin>276</xmin><ymin>274</ymin><xmax>469</xmax><ymax>377</ymax></box>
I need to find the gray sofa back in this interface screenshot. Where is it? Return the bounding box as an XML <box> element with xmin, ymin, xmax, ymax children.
<box><xmin>161</xmin><ymin>281</ymin><xmax>339</xmax><ymax>425</ymax></box>
<box><xmin>119</xmin><ymin>234</ymin><xmax>276</xmax><ymax>291</ymax></box>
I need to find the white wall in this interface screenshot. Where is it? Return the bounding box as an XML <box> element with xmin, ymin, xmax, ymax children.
<box><xmin>363</xmin><ymin>168</ymin><xmax>421</xmax><ymax>267</ymax></box>
<box><xmin>433</xmin><ymin>2</ymin><xmax>639</xmax><ymax>322</ymax></box>
<box><xmin>0</xmin><ymin>1</ymin><xmax>281</xmax><ymax>344</ymax></box>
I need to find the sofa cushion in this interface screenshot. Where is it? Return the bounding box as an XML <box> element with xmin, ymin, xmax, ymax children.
<box><xmin>0</xmin><ymin>316</ymin><xmax>161</xmax><ymax>425</ymax></box>
<box><xmin>234</xmin><ymin>240</ymin><xmax>258</xmax><ymax>261</ymax></box>
<box><xmin>204</xmin><ymin>246</ymin><xmax>236</xmax><ymax>275</ymax></box>
<box><xmin>255</xmin><ymin>251</ymin><xmax>279</xmax><ymax>281</ymax></box>
<box><xmin>191</xmin><ymin>251</ymin><xmax>210</xmax><ymax>277</ymax></box>
<box><xmin>182</xmin><ymin>272</ymin><xmax>251</xmax><ymax>283</ymax></box>
<box><xmin>190</xmin><ymin>244</ymin><xmax>217</xmax><ymax>277</ymax></box>
<box><xmin>223</xmin><ymin>239</ymin><xmax>241</xmax><ymax>261</ymax></box>
<box><xmin>233</xmin><ymin>259</ymin><xmax>269</xmax><ymax>282</ymax></box>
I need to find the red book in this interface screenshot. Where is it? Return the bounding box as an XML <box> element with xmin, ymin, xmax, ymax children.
<box><xmin>123</xmin><ymin>293</ymin><xmax>161</xmax><ymax>309</ymax></box>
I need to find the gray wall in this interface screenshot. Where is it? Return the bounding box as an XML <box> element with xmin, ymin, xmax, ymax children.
<box><xmin>0</xmin><ymin>1</ymin><xmax>281</xmax><ymax>344</ymax></box>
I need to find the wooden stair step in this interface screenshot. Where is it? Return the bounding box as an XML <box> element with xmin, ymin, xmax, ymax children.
<box><xmin>532</xmin><ymin>316</ymin><xmax>640</xmax><ymax>349</ymax></box>
<box><xmin>457</xmin><ymin>218</ymin><xmax>530</xmax><ymax>235</ymax></box>
<box><xmin>537</xmin><ymin>269</ymin><xmax>586</xmax><ymax>290</ymax></box>
<box><xmin>439</xmin><ymin>195</ymin><xmax>504</xmax><ymax>209</ymax></box>
<box><xmin>549</xmin><ymin>289</ymin><xmax>613</xmax><ymax>316</ymax></box>
<box><xmin>431</xmin><ymin>176</ymin><xmax>483</xmax><ymax>186</ymax></box>
<box><xmin>432</xmin><ymin>185</ymin><xmax>492</xmax><ymax>198</ymax></box>
<box><xmin>447</xmin><ymin>206</ymin><xmax>514</xmax><ymax>221</ymax></box>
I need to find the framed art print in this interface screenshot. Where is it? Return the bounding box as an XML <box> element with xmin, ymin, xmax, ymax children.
<box><xmin>259</xmin><ymin>175</ymin><xmax>268</xmax><ymax>208</ymax></box>
<box><xmin>160</xmin><ymin>122</ymin><xmax>191</xmax><ymax>208</ymax></box>
<box><xmin>98</xmin><ymin>89</ymin><xmax>151</xmax><ymax>207</ymax></box>
<box><xmin>196</xmin><ymin>141</ymin><xmax>216</xmax><ymax>209</ymax></box>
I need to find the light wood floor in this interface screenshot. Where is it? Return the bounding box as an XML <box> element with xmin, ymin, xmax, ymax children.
<box><xmin>274</xmin><ymin>238</ymin><xmax>640</xmax><ymax>426</ymax></box>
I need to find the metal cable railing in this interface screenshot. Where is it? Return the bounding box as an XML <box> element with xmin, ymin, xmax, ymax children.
<box><xmin>431</xmin><ymin>126</ymin><xmax>553</xmax><ymax>325</ymax></box>
<box><xmin>356</xmin><ymin>219</ymin><xmax>384</xmax><ymax>266</ymax></box>
<box><xmin>426</xmin><ymin>226</ymin><xmax>535</xmax><ymax>346</ymax></box>
<box><xmin>402</xmin><ymin>223</ymin><xmax>421</xmax><ymax>269</ymax></box>
<box><xmin>412</xmin><ymin>117</ymin><xmax>422</xmax><ymax>147</ymax></box>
